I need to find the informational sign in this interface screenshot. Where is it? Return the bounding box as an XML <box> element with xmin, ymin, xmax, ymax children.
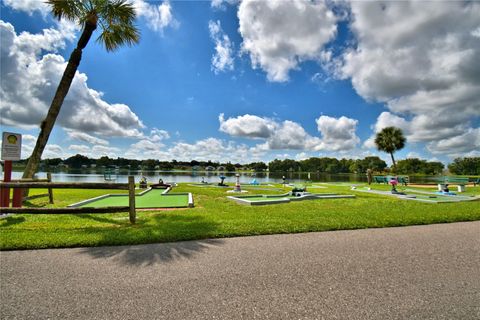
<box><xmin>1</xmin><ymin>132</ymin><xmax>22</xmax><ymax>161</ymax></box>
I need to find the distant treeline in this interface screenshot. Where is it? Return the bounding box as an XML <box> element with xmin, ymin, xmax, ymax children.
<box><xmin>13</xmin><ymin>154</ymin><xmax>479</xmax><ymax>175</ymax></box>
<box><xmin>17</xmin><ymin>155</ymin><xmax>267</xmax><ymax>172</ymax></box>
<box><xmin>448</xmin><ymin>157</ymin><xmax>480</xmax><ymax>175</ymax></box>
<box><xmin>269</xmin><ymin>156</ymin><xmax>444</xmax><ymax>175</ymax></box>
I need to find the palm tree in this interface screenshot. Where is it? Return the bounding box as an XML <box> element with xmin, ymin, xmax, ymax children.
<box><xmin>374</xmin><ymin>127</ymin><xmax>406</xmax><ymax>171</ymax></box>
<box><xmin>22</xmin><ymin>0</ymin><xmax>140</xmax><ymax>179</ymax></box>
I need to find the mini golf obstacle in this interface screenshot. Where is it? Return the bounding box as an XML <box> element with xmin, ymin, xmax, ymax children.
<box><xmin>69</xmin><ymin>187</ymin><xmax>194</xmax><ymax>209</ymax></box>
<box><xmin>228</xmin><ymin>191</ymin><xmax>355</xmax><ymax>206</ymax></box>
<box><xmin>353</xmin><ymin>187</ymin><xmax>479</xmax><ymax>203</ymax></box>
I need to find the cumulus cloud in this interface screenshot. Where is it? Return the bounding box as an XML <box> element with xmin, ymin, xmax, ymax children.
<box><xmin>43</xmin><ymin>144</ymin><xmax>65</xmax><ymax>159</ymax></box>
<box><xmin>266</xmin><ymin>120</ymin><xmax>321</xmax><ymax>150</ymax></box>
<box><xmin>147</xmin><ymin>128</ymin><xmax>170</xmax><ymax>142</ymax></box>
<box><xmin>238</xmin><ymin>0</ymin><xmax>337</xmax><ymax>82</ymax></box>
<box><xmin>337</xmin><ymin>1</ymin><xmax>480</xmax><ymax>156</ymax></box>
<box><xmin>315</xmin><ymin>115</ymin><xmax>360</xmax><ymax>151</ymax></box>
<box><xmin>172</xmin><ymin>138</ymin><xmax>269</xmax><ymax>162</ymax></box>
<box><xmin>211</xmin><ymin>0</ymin><xmax>238</xmax><ymax>10</ymax></box>
<box><xmin>123</xmin><ymin>137</ymin><xmax>266</xmax><ymax>162</ymax></box>
<box><xmin>0</xmin><ymin>21</ymin><xmax>145</xmax><ymax>140</ymax></box>
<box><xmin>68</xmin><ymin>144</ymin><xmax>121</xmax><ymax>158</ymax></box>
<box><xmin>3</xmin><ymin>0</ymin><xmax>49</xmax><ymax>16</ymax></box>
<box><xmin>426</xmin><ymin>128</ymin><xmax>480</xmax><ymax>156</ymax></box>
<box><xmin>3</xmin><ymin>0</ymin><xmax>178</xmax><ymax>34</ymax></box>
<box><xmin>123</xmin><ymin>139</ymin><xmax>167</xmax><ymax>160</ymax></box>
<box><xmin>209</xmin><ymin>20</ymin><xmax>235</xmax><ymax>74</ymax></box>
<box><xmin>219</xmin><ymin>113</ymin><xmax>359</xmax><ymax>152</ymax></box>
<box><xmin>66</xmin><ymin>130</ymin><xmax>109</xmax><ymax>146</ymax></box>
<box><xmin>219</xmin><ymin>113</ymin><xmax>276</xmax><ymax>138</ymax></box>
<box><xmin>132</xmin><ymin>0</ymin><xmax>178</xmax><ymax>33</ymax></box>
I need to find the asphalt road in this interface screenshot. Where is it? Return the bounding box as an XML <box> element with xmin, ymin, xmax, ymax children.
<box><xmin>1</xmin><ymin>222</ymin><xmax>479</xmax><ymax>320</ymax></box>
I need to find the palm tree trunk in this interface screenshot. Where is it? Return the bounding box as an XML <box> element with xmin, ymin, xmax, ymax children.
<box><xmin>22</xmin><ymin>20</ymin><xmax>97</xmax><ymax>179</ymax></box>
<box><xmin>390</xmin><ymin>152</ymin><xmax>396</xmax><ymax>173</ymax></box>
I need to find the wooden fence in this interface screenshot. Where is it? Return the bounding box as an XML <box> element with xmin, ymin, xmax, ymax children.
<box><xmin>7</xmin><ymin>172</ymin><xmax>55</xmax><ymax>204</ymax></box>
<box><xmin>0</xmin><ymin>176</ymin><xmax>136</xmax><ymax>223</ymax></box>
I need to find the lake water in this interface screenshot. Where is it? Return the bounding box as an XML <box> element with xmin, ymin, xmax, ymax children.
<box><xmin>8</xmin><ymin>170</ymin><xmax>439</xmax><ymax>184</ymax></box>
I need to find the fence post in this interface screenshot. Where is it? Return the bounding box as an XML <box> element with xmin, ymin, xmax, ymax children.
<box><xmin>47</xmin><ymin>172</ymin><xmax>54</xmax><ymax>204</ymax></box>
<box><xmin>1</xmin><ymin>160</ymin><xmax>12</xmax><ymax>207</ymax></box>
<box><xmin>128</xmin><ymin>176</ymin><xmax>136</xmax><ymax>224</ymax></box>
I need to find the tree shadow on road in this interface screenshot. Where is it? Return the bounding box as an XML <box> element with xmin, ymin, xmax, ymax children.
<box><xmin>77</xmin><ymin>213</ymin><xmax>224</xmax><ymax>266</ymax></box>
<box><xmin>78</xmin><ymin>238</ymin><xmax>224</xmax><ymax>266</ymax></box>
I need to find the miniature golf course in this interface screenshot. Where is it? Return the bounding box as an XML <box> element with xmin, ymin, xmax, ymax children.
<box><xmin>353</xmin><ymin>188</ymin><xmax>479</xmax><ymax>203</ymax></box>
<box><xmin>70</xmin><ymin>189</ymin><xmax>193</xmax><ymax>209</ymax></box>
<box><xmin>228</xmin><ymin>192</ymin><xmax>355</xmax><ymax>205</ymax></box>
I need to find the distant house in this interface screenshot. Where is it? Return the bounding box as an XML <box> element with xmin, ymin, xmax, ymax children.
<box><xmin>217</xmin><ymin>166</ymin><xmax>226</xmax><ymax>172</ymax></box>
<box><xmin>205</xmin><ymin>166</ymin><xmax>215</xmax><ymax>171</ymax></box>
<box><xmin>81</xmin><ymin>165</ymin><xmax>88</xmax><ymax>169</ymax></box>
<box><xmin>192</xmin><ymin>165</ymin><xmax>201</xmax><ymax>171</ymax></box>
<box><xmin>90</xmin><ymin>164</ymin><xmax>96</xmax><ymax>168</ymax></box>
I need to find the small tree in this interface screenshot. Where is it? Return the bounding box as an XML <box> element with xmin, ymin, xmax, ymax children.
<box><xmin>374</xmin><ymin>127</ymin><xmax>406</xmax><ymax>171</ymax></box>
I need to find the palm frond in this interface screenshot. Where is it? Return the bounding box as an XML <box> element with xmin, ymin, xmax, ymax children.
<box><xmin>46</xmin><ymin>0</ymin><xmax>86</xmax><ymax>22</ymax></box>
<box><xmin>94</xmin><ymin>0</ymin><xmax>140</xmax><ymax>51</ymax></box>
<box><xmin>97</xmin><ymin>23</ymin><xmax>140</xmax><ymax>51</ymax></box>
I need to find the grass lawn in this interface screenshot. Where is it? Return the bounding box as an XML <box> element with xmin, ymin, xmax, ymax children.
<box><xmin>1</xmin><ymin>183</ymin><xmax>479</xmax><ymax>250</ymax></box>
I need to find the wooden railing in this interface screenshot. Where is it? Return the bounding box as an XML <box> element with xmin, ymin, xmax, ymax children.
<box><xmin>0</xmin><ymin>176</ymin><xmax>136</xmax><ymax>223</ymax></box>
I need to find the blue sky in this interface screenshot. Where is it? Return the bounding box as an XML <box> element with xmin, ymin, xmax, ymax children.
<box><xmin>1</xmin><ymin>0</ymin><xmax>479</xmax><ymax>165</ymax></box>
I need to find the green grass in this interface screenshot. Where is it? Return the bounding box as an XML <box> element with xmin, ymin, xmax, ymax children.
<box><xmin>76</xmin><ymin>189</ymin><xmax>189</xmax><ymax>208</ymax></box>
<box><xmin>1</xmin><ymin>183</ymin><xmax>479</xmax><ymax>250</ymax></box>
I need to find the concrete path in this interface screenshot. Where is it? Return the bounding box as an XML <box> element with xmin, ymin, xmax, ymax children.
<box><xmin>1</xmin><ymin>222</ymin><xmax>479</xmax><ymax>319</ymax></box>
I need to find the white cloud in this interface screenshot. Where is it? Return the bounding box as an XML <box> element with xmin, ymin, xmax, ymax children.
<box><xmin>406</xmin><ymin>152</ymin><xmax>421</xmax><ymax>159</ymax></box>
<box><xmin>13</xmin><ymin>134</ymin><xmax>37</xmax><ymax>160</ymax></box>
<box><xmin>266</xmin><ymin>120</ymin><xmax>321</xmax><ymax>150</ymax></box>
<box><xmin>295</xmin><ymin>152</ymin><xmax>309</xmax><ymax>161</ymax></box>
<box><xmin>124</xmin><ymin>139</ymin><xmax>167</xmax><ymax>160</ymax></box>
<box><xmin>68</xmin><ymin>144</ymin><xmax>91</xmax><ymax>154</ymax></box>
<box><xmin>238</xmin><ymin>0</ymin><xmax>337</xmax><ymax>82</ymax></box>
<box><xmin>68</xmin><ymin>144</ymin><xmax>121</xmax><ymax>158</ymax></box>
<box><xmin>219</xmin><ymin>113</ymin><xmax>359</xmax><ymax>152</ymax></box>
<box><xmin>3</xmin><ymin>0</ymin><xmax>177</xmax><ymax>35</ymax></box>
<box><xmin>146</xmin><ymin>128</ymin><xmax>170</xmax><ymax>142</ymax></box>
<box><xmin>3</xmin><ymin>0</ymin><xmax>49</xmax><ymax>16</ymax></box>
<box><xmin>0</xmin><ymin>21</ymin><xmax>145</xmax><ymax>144</ymax></box>
<box><xmin>124</xmin><ymin>137</ymin><xmax>265</xmax><ymax>162</ymax></box>
<box><xmin>132</xmin><ymin>0</ymin><xmax>178</xmax><ymax>34</ymax></box>
<box><xmin>66</xmin><ymin>130</ymin><xmax>109</xmax><ymax>146</ymax></box>
<box><xmin>219</xmin><ymin>113</ymin><xmax>276</xmax><ymax>138</ymax></box>
<box><xmin>209</xmin><ymin>20</ymin><xmax>234</xmax><ymax>74</ymax></box>
<box><xmin>426</xmin><ymin>128</ymin><xmax>480</xmax><ymax>156</ymax></box>
<box><xmin>315</xmin><ymin>115</ymin><xmax>360</xmax><ymax>151</ymax></box>
<box><xmin>43</xmin><ymin>144</ymin><xmax>65</xmax><ymax>159</ymax></box>
<box><xmin>336</xmin><ymin>1</ymin><xmax>480</xmax><ymax>156</ymax></box>
<box><xmin>211</xmin><ymin>0</ymin><xmax>238</xmax><ymax>10</ymax></box>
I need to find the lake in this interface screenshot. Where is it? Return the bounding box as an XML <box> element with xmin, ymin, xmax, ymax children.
<box><xmin>7</xmin><ymin>169</ymin><xmax>440</xmax><ymax>184</ymax></box>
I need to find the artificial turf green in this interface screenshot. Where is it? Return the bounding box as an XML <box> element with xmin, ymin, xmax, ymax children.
<box><xmin>78</xmin><ymin>189</ymin><xmax>189</xmax><ymax>208</ymax></box>
<box><xmin>1</xmin><ymin>183</ymin><xmax>479</xmax><ymax>250</ymax></box>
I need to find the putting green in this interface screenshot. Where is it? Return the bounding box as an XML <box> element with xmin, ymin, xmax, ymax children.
<box><xmin>76</xmin><ymin>189</ymin><xmax>191</xmax><ymax>208</ymax></box>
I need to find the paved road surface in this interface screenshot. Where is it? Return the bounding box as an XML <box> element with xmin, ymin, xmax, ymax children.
<box><xmin>1</xmin><ymin>222</ymin><xmax>479</xmax><ymax>319</ymax></box>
